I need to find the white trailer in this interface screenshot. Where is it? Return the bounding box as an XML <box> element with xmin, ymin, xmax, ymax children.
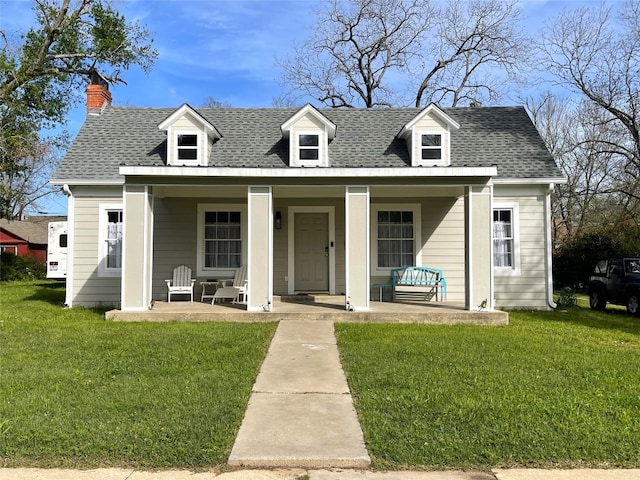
<box><xmin>47</xmin><ymin>221</ymin><xmax>68</xmax><ymax>280</ymax></box>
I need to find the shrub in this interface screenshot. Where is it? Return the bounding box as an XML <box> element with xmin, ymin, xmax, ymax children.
<box><xmin>0</xmin><ymin>252</ymin><xmax>46</xmax><ymax>281</ymax></box>
<box><xmin>555</xmin><ymin>287</ymin><xmax>577</xmax><ymax>309</ymax></box>
<box><xmin>553</xmin><ymin>223</ymin><xmax>640</xmax><ymax>289</ymax></box>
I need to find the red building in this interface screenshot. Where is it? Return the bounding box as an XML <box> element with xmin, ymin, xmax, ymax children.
<box><xmin>0</xmin><ymin>217</ymin><xmax>65</xmax><ymax>264</ymax></box>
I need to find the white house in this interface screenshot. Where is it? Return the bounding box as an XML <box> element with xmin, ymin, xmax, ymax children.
<box><xmin>51</xmin><ymin>80</ymin><xmax>565</xmax><ymax>313</ymax></box>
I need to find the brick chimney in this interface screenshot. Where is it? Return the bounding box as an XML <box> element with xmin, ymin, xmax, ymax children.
<box><xmin>86</xmin><ymin>71</ymin><xmax>112</xmax><ymax>115</ymax></box>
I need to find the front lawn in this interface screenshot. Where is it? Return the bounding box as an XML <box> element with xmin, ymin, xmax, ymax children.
<box><xmin>0</xmin><ymin>281</ymin><xmax>276</xmax><ymax>469</ymax></box>
<box><xmin>336</xmin><ymin>308</ymin><xmax>640</xmax><ymax>470</ymax></box>
<box><xmin>3</xmin><ymin>282</ymin><xmax>639</xmax><ymax>471</ymax></box>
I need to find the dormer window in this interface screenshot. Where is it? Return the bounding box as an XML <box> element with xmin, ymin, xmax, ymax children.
<box><xmin>177</xmin><ymin>133</ymin><xmax>199</xmax><ymax>161</ymax></box>
<box><xmin>421</xmin><ymin>134</ymin><xmax>442</xmax><ymax>160</ymax></box>
<box><xmin>158</xmin><ymin>104</ymin><xmax>221</xmax><ymax>167</ymax></box>
<box><xmin>399</xmin><ymin>104</ymin><xmax>460</xmax><ymax>167</ymax></box>
<box><xmin>299</xmin><ymin>134</ymin><xmax>320</xmax><ymax>160</ymax></box>
<box><xmin>281</xmin><ymin>104</ymin><xmax>337</xmax><ymax>168</ymax></box>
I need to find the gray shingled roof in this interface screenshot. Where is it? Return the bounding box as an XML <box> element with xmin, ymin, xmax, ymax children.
<box><xmin>53</xmin><ymin>105</ymin><xmax>563</xmax><ymax>181</ymax></box>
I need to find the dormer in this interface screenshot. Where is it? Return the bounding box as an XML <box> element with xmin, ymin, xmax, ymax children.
<box><xmin>399</xmin><ymin>104</ymin><xmax>460</xmax><ymax>167</ymax></box>
<box><xmin>281</xmin><ymin>104</ymin><xmax>337</xmax><ymax>167</ymax></box>
<box><xmin>158</xmin><ymin>104</ymin><xmax>221</xmax><ymax>166</ymax></box>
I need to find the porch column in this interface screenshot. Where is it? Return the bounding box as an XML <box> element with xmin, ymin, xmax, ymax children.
<box><xmin>247</xmin><ymin>186</ymin><xmax>273</xmax><ymax>312</ymax></box>
<box><xmin>121</xmin><ymin>185</ymin><xmax>154</xmax><ymax>311</ymax></box>
<box><xmin>465</xmin><ymin>185</ymin><xmax>493</xmax><ymax>310</ymax></box>
<box><xmin>345</xmin><ymin>186</ymin><xmax>370</xmax><ymax>311</ymax></box>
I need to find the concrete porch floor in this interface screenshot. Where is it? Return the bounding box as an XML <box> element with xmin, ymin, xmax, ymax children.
<box><xmin>106</xmin><ymin>295</ymin><xmax>508</xmax><ymax>325</ymax></box>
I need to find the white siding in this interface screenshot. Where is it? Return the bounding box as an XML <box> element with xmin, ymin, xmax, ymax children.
<box><xmin>370</xmin><ymin>196</ymin><xmax>465</xmax><ymax>302</ymax></box>
<box><xmin>151</xmin><ymin>197</ymin><xmax>246</xmax><ymax>301</ymax></box>
<box><xmin>70</xmin><ymin>189</ymin><xmax>122</xmax><ymax>307</ymax></box>
<box><xmin>420</xmin><ymin>197</ymin><xmax>465</xmax><ymax>302</ymax></box>
<box><xmin>493</xmin><ymin>191</ymin><xmax>548</xmax><ymax>309</ymax></box>
<box><xmin>68</xmin><ymin>184</ymin><xmax>548</xmax><ymax>309</ymax></box>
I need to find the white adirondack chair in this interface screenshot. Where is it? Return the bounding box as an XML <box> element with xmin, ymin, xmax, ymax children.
<box><xmin>165</xmin><ymin>265</ymin><xmax>196</xmax><ymax>302</ymax></box>
<box><xmin>215</xmin><ymin>265</ymin><xmax>248</xmax><ymax>304</ymax></box>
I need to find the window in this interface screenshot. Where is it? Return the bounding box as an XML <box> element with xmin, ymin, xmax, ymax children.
<box><xmin>371</xmin><ymin>204</ymin><xmax>421</xmax><ymax>273</ymax></box>
<box><xmin>377</xmin><ymin>211</ymin><xmax>415</xmax><ymax>268</ymax></box>
<box><xmin>493</xmin><ymin>203</ymin><xmax>520</xmax><ymax>275</ymax></box>
<box><xmin>493</xmin><ymin>209</ymin><xmax>513</xmax><ymax>267</ymax></box>
<box><xmin>625</xmin><ymin>259</ymin><xmax>640</xmax><ymax>274</ymax></box>
<box><xmin>98</xmin><ymin>204</ymin><xmax>123</xmax><ymax>277</ymax></box>
<box><xmin>177</xmin><ymin>133</ymin><xmax>198</xmax><ymax>161</ymax></box>
<box><xmin>594</xmin><ymin>259</ymin><xmax>608</xmax><ymax>274</ymax></box>
<box><xmin>59</xmin><ymin>234</ymin><xmax>68</xmax><ymax>248</ymax></box>
<box><xmin>421</xmin><ymin>134</ymin><xmax>442</xmax><ymax>160</ymax></box>
<box><xmin>105</xmin><ymin>210</ymin><xmax>123</xmax><ymax>269</ymax></box>
<box><xmin>197</xmin><ymin>204</ymin><xmax>247</xmax><ymax>276</ymax></box>
<box><xmin>299</xmin><ymin>134</ymin><xmax>319</xmax><ymax>160</ymax></box>
<box><xmin>0</xmin><ymin>245</ymin><xmax>17</xmax><ymax>255</ymax></box>
<box><xmin>203</xmin><ymin>211</ymin><xmax>242</xmax><ymax>269</ymax></box>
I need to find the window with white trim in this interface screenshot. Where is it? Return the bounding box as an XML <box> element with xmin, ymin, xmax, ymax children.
<box><xmin>1</xmin><ymin>245</ymin><xmax>17</xmax><ymax>255</ymax></box>
<box><xmin>493</xmin><ymin>202</ymin><xmax>520</xmax><ymax>274</ymax></box>
<box><xmin>412</xmin><ymin>129</ymin><xmax>450</xmax><ymax>166</ymax></box>
<box><xmin>493</xmin><ymin>209</ymin><xmax>513</xmax><ymax>267</ymax></box>
<box><xmin>172</xmin><ymin>131</ymin><xmax>201</xmax><ymax>165</ymax></box>
<box><xmin>98</xmin><ymin>204</ymin><xmax>123</xmax><ymax>277</ymax></box>
<box><xmin>421</xmin><ymin>134</ymin><xmax>442</xmax><ymax>160</ymax></box>
<box><xmin>177</xmin><ymin>134</ymin><xmax>198</xmax><ymax>160</ymax></box>
<box><xmin>204</xmin><ymin>211</ymin><xmax>242</xmax><ymax>269</ymax></box>
<box><xmin>197</xmin><ymin>204</ymin><xmax>247</xmax><ymax>277</ymax></box>
<box><xmin>371</xmin><ymin>204</ymin><xmax>422</xmax><ymax>274</ymax></box>
<box><xmin>299</xmin><ymin>134</ymin><xmax>319</xmax><ymax>160</ymax></box>
<box><xmin>377</xmin><ymin>210</ymin><xmax>414</xmax><ymax>268</ymax></box>
<box><xmin>291</xmin><ymin>131</ymin><xmax>326</xmax><ymax>166</ymax></box>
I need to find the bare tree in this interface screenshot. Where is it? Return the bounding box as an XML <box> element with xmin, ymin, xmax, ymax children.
<box><xmin>277</xmin><ymin>0</ymin><xmax>432</xmax><ymax>108</ymax></box>
<box><xmin>527</xmin><ymin>93</ymin><xmax>638</xmax><ymax>248</ymax></box>
<box><xmin>278</xmin><ymin>0</ymin><xmax>528</xmax><ymax>109</ymax></box>
<box><xmin>201</xmin><ymin>96</ymin><xmax>231</xmax><ymax>108</ymax></box>
<box><xmin>271</xmin><ymin>96</ymin><xmax>301</xmax><ymax>108</ymax></box>
<box><xmin>414</xmin><ymin>0</ymin><xmax>528</xmax><ymax>107</ymax></box>
<box><xmin>0</xmin><ymin>133</ymin><xmax>66</xmax><ymax>219</ymax></box>
<box><xmin>540</xmin><ymin>0</ymin><xmax>640</xmax><ymax>210</ymax></box>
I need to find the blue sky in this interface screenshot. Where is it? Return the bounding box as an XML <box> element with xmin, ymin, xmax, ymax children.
<box><xmin>0</xmin><ymin>0</ymin><xmax>612</xmax><ymax>215</ymax></box>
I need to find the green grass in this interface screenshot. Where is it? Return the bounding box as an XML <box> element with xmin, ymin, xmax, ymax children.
<box><xmin>3</xmin><ymin>282</ymin><xmax>639</xmax><ymax>471</ymax></box>
<box><xmin>336</xmin><ymin>308</ymin><xmax>640</xmax><ymax>470</ymax></box>
<box><xmin>0</xmin><ymin>281</ymin><xmax>276</xmax><ymax>469</ymax></box>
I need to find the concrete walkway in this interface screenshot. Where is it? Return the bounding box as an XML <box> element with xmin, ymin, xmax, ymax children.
<box><xmin>228</xmin><ymin>320</ymin><xmax>371</xmax><ymax>468</ymax></box>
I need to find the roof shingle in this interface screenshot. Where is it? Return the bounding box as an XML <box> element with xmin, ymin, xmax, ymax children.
<box><xmin>53</xmin><ymin>105</ymin><xmax>563</xmax><ymax>181</ymax></box>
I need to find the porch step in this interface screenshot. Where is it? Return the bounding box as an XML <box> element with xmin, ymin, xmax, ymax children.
<box><xmin>276</xmin><ymin>294</ymin><xmax>322</xmax><ymax>304</ymax></box>
<box><xmin>105</xmin><ymin>297</ymin><xmax>509</xmax><ymax>325</ymax></box>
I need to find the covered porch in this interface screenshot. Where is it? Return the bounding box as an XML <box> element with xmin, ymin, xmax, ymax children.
<box><xmin>118</xmin><ymin>168</ymin><xmax>497</xmax><ymax>315</ymax></box>
<box><xmin>106</xmin><ymin>294</ymin><xmax>508</xmax><ymax>324</ymax></box>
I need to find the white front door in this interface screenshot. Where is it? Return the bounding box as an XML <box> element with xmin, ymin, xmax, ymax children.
<box><xmin>294</xmin><ymin>212</ymin><xmax>329</xmax><ymax>292</ymax></box>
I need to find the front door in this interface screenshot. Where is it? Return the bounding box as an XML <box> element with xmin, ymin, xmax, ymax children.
<box><xmin>295</xmin><ymin>212</ymin><xmax>329</xmax><ymax>291</ymax></box>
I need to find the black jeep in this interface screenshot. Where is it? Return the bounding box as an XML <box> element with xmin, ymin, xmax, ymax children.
<box><xmin>588</xmin><ymin>258</ymin><xmax>640</xmax><ymax>317</ymax></box>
